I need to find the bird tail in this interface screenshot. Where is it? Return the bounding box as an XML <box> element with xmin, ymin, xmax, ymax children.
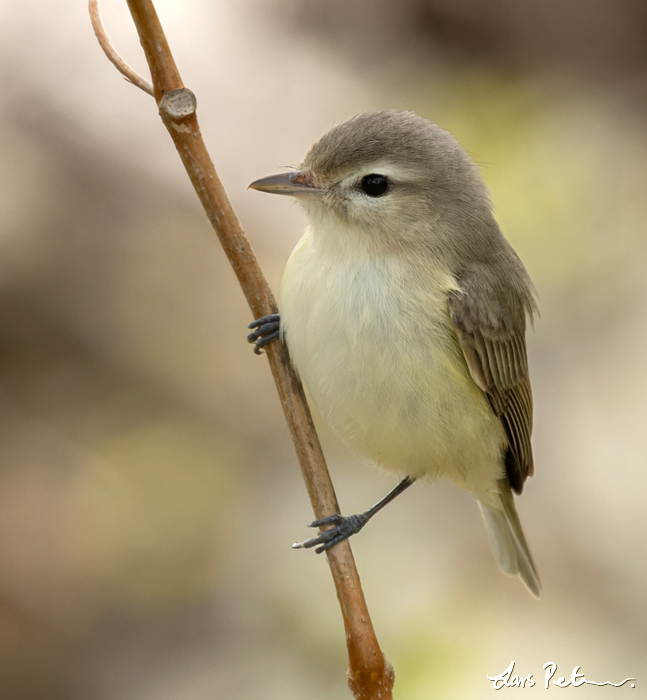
<box><xmin>478</xmin><ymin>481</ymin><xmax>541</xmax><ymax>598</ymax></box>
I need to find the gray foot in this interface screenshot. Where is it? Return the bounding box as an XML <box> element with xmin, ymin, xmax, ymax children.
<box><xmin>247</xmin><ymin>314</ymin><xmax>280</xmax><ymax>354</ymax></box>
<box><xmin>292</xmin><ymin>513</ymin><xmax>370</xmax><ymax>554</ymax></box>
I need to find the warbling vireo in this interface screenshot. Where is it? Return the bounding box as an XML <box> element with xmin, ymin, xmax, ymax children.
<box><xmin>248</xmin><ymin>110</ymin><xmax>540</xmax><ymax>597</ymax></box>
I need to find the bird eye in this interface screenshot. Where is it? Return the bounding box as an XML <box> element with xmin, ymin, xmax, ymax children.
<box><xmin>360</xmin><ymin>174</ymin><xmax>389</xmax><ymax>197</ymax></box>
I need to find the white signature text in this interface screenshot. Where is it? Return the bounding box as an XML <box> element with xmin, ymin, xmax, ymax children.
<box><xmin>487</xmin><ymin>661</ymin><xmax>636</xmax><ymax>690</ymax></box>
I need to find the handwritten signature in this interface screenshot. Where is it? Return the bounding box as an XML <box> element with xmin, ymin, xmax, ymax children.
<box><xmin>487</xmin><ymin>661</ymin><xmax>636</xmax><ymax>689</ymax></box>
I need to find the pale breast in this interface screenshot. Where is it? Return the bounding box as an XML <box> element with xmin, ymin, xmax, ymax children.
<box><xmin>279</xmin><ymin>227</ymin><xmax>506</xmax><ymax>494</ymax></box>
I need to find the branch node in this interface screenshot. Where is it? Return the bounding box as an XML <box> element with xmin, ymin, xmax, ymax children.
<box><xmin>159</xmin><ymin>88</ymin><xmax>197</xmax><ymax>120</ymax></box>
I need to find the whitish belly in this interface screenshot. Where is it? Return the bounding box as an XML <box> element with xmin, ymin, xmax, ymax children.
<box><xmin>279</xmin><ymin>235</ymin><xmax>506</xmax><ymax>495</ymax></box>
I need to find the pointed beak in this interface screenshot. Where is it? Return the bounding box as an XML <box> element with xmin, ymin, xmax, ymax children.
<box><xmin>248</xmin><ymin>170</ymin><xmax>325</xmax><ymax>197</ymax></box>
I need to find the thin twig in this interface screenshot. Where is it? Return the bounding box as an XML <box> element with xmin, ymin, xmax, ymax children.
<box><xmin>91</xmin><ymin>1</ymin><xmax>395</xmax><ymax>697</ymax></box>
<box><xmin>89</xmin><ymin>0</ymin><xmax>154</xmax><ymax>96</ymax></box>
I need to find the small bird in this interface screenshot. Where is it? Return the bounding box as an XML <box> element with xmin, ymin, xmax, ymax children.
<box><xmin>248</xmin><ymin>110</ymin><xmax>540</xmax><ymax>597</ymax></box>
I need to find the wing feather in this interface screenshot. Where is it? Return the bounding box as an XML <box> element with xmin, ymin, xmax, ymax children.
<box><xmin>448</xmin><ymin>284</ymin><xmax>535</xmax><ymax>494</ymax></box>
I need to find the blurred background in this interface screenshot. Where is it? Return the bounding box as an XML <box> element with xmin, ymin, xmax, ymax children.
<box><xmin>0</xmin><ymin>0</ymin><xmax>646</xmax><ymax>697</ymax></box>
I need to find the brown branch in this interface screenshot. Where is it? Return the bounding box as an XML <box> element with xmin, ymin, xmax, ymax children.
<box><xmin>91</xmin><ymin>1</ymin><xmax>395</xmax><ymax>697</ymax></box>
<box><xmin>89</xmin><ymin>0</ymin><xmax>154</xmax><ymax>96</ymax></box>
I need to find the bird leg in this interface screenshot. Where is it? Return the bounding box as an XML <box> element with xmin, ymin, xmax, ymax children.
<box><xmin>247</xmin><ymin>314</ymin><xmax>281</xmax><ymax>354</ymax></box>
<box><xmin>293</xmin><ymin>476</ymin><xmax>416</xmax><ymax>553</ymax></box>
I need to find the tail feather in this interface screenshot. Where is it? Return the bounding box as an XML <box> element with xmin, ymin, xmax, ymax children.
<box><xmin>478</xmin><ymin>481</ymin><xmax>541</xmax><ymax>598</ymax></box>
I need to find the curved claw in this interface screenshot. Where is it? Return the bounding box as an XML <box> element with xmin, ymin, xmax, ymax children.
<box><xmin>293</xmin><ymin>512</ymin><xmax>369</xmax><ymax>554</ymax></box>
<box><xmin>247</xmin><ymin>314</ymin><xmax>281</xmax><ymax>354</ymax></box>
